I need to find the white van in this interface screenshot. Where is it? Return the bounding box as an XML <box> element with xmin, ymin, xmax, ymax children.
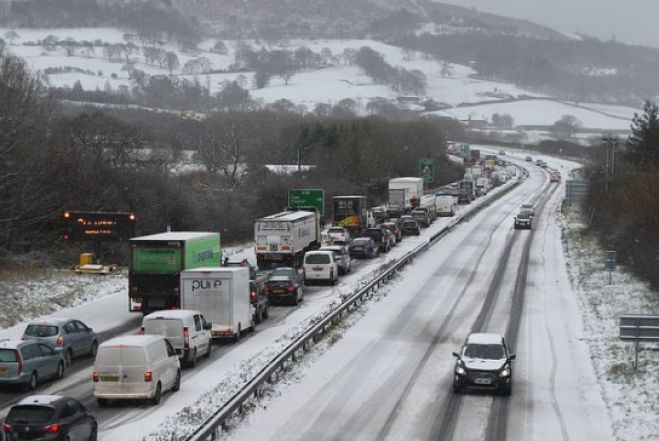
<box><xmin>93</xmin><ymin>335</ymin><xmax>181</xmax><ymax>406</ymax></box>
<box><xmin>435</xmin><ymin>195</ymin><xmax>455</xmax><ymax>217</ymax></box>
<box><xmin>303</xmin><ymin>250</ymin><xmax>339</xmax><ymax>285</ymax></box>
<box><xmin>141</xmin><ymin>310</ymin><xmax>211</xmax><ymax>368</ymax></box>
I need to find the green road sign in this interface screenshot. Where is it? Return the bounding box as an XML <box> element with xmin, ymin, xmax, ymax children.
<box><xmin>605</xmin><ymin>250</ymin><xmax>617</xmax><ymax>271</ymax></box>
<box><xmin>289</xmin><ymin>189</ymin><xmax>325</xmax><ymax>216</ymax></box>
<box><xmin>419</xmin><ymin>159</ymin><xmax>435</xmax><ymax>184</ymax></box>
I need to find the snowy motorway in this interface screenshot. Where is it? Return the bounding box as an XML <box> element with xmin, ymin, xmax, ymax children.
<box><xmin>226</xmin><ymin>152</ymin><xmax>614</xmax><ymax>441</ymax></box>
<box><xmin>0</xmin><ymin>150</ymin><xmax>614</xmax><ymax>441</ymax></box>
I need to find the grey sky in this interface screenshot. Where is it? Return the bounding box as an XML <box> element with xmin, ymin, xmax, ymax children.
<box><xmin>436</xmin><ymin>0</ymin><xmax>659</xmax><ymax>48</ymax></box>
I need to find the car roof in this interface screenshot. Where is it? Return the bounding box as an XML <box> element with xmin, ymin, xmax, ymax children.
<box><xmin>26</xmin><ymin>317</ymin><xmax>72</xmax><ymax>326</ymax></box>
<box><xmin>16</xmin><ymin>395</ymin><xmax>64</xmax><ymax>406</ymax></box>
<box><xmin>0</xmin><ymin>339</ymin><xmax>25</xmax><ymax>349</ymax></box>
<box><xmin>100</xmin><ymin>334</ymin><xmax>164</xmax><ymax>348</ymax></box>
<box><xmin>305</xmin><ymin>250</ymin><xmax>333</xmax><ymax>255</ymax></box>
<box><xmin>352</xmin><ymin>237</ymin><xmax>372</xmax><ymax>242</ymax></box>
<box><xmin>143</xmin><ymin>310</ymin><xmax>199</xmax><ymax>320</ymax></box>
<box><xmin>466</xmin><ymin>333</ymin><xmax>504</xmax><ymax>345</ymax></box>
<box><xmin>319</xmin><ymin>246</ymin><xmax>344</xmax><ymax>252</ymax></box>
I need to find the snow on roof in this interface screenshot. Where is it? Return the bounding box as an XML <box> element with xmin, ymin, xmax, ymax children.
<box><xmin>130</xmin><ymin>232</ymin><xmax>217</xmax><ymax>242</ymax></box>
<box><xmin>265</xmin><ymin>164</ymin><xmax>316</xmax><ymax>175</ymax></box>
<box><xmin>389</xmin><ymin>177</ymin><xmax>424</xmax><ymax>183</ymax></box>
<box><xmin>100</xmin><ymin>334</ymin><xmax>163</xmax><ymax>348</ymax></box>
<box><xmin>257</xmin><ymin>211</ymin><xmax>315</xmax><ymax>221</ymax></box>
<box><xmin>17</xmin><ymin>395</ymin><xmax>62</xmax><ymax>406</ymax></box>
<box><xmin>466</xmin><ymin>333</ymin><xmax>504</xmax><ymax>345</ymax></box>
<box><xmin>143</xmin><ymin>310</ymin><xmax>200</xmax><ymax>319</ymax></box>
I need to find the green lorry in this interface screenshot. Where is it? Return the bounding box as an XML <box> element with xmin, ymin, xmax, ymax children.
<box><xmin>128</xmin><ymin>232</ymin><xmax>221</xmax><ymax>314</ymax></box>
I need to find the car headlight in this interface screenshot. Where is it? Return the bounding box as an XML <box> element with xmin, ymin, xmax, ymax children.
<box><xmin>455</xmin><ymin>366</ymin><xmax>467</xmax><ymax>376</ymax></box>
<box><xmin>499</xmin><ymin>367</ymin><xmax>511</xmax><ymax>378</ymax></box>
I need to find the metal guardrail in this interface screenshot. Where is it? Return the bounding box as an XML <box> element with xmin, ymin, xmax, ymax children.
<box><xmin>185</xmin><ymin>171</ymin><xmax>526</xmax><ymax>441</ymax></box>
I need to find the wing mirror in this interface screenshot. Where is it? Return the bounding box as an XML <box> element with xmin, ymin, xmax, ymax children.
<box><xmin>452</xmin><ymin>352</ymin><xmax>460</xmax><ymax>358</ymax></box>
<box><xmin>203</xmin><ymin>323</ymin><xmax>212</xmax><ymax>331</ymax></box>
<box><xmin>508</xmin><ymin>354</ymin><xmax>516</xmax><ymax>361</ymax></box>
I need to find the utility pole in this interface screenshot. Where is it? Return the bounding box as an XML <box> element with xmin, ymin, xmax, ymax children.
<box><xmin>601</xmin><ymin>134</ymin><xmax>618</xmax><ymax>193</ymax></box>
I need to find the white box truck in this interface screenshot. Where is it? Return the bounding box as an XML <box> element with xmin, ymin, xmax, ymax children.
<box><xmin>435</xmin><ymin>195</ymin><xmax>455</xmax><ymax>216</ymax></box>
<box><xmin>180</xmin><ymin>267</ymin><xmax>253</xmax><ymax>341</ymax></box>
<box><xmin>254</xmin><ymin>209</ymin><xmax>320</xmax><ymax>270</ymax></box>
<box><xmin>388</xmin><ymin>177</ymin><xmax>424</xmax><ymax>210</ymax></box>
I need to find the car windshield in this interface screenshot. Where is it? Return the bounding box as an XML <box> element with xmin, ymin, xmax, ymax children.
<box><xmin>305</xmin><ymin>254</ymin><xmax>330</xmax><ymax>264</ymax></box>
<box><xmin>0</xmin><ymin>349</ymin><xmax>18</xmax><ymax>362</ymax></box>
<box><xmin>352</xmin><ymin>239</ymin><xmax>370</xmax><ymax>245</ymax></box>
<box><xmin>24</xmin><ymin>325</ymin><xmax>59</xmax><ymax>337</ymax></box>
<box><xmin>328</xmin><ymin>228</ymin><xmax>344</xmax><ymax>234</ymax></box>
<box><xmin>7</xmin><ymin>406</ymin><xmax>55</xmax><ymax>424</ymax></box>
<box><xmin>463</xmin><ymin>344</ymin><xmax>505</xmax><ymax>360</ymax></box>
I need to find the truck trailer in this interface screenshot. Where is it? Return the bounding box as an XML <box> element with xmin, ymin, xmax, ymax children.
<box><xmin>332</xmin><ymin>196</ymin><xmax>368</xmax><ymax>234</ymax></box>
<box><xmin>388</xmin><ymin>178</ymin><xmax>424</xmax><ymax>210</ymax></box>
<box><xmin>254</xmin><ymin>210</ymin><xmax>320</xmax><ymax>270</ymax></box>
<box><xmin>128</xmin><ymin>232</ymin><xmax>221</xmax><ymax>314</ymax></box>
<box><xmin>180</xmin><ymin>267</ymin><xmax>253</xmax><ymax>340</ymax></box>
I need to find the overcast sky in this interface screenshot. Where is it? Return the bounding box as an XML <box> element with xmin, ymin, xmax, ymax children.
<box><xmin>437</xmin><ymin>0</ymin><xmax>659</xmax><ymax>48</ymax></box>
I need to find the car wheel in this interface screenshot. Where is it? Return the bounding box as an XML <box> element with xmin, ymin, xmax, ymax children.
<box><xmin>254</xmin><ymin>308</ymin><xmax>261</xmax><ymax>325</ymax></box>
<box><xmin>26</xmin><ymin>372</ymin><xmax>38</xmax><ymax>391</ymax></box>
<box><xmin>89</xmin><ymin>422</ymin><xmax>98</xmax><ymax>441</ymax></box>
<box><xmin>65</xmin><ymin>348</ymin><xmax>73</xmax><ymax>366</ymax></box>
<box><xmin>263</xmin><ymin>303</ymin><xmax>269</xmax><ymax>319</ymax></box>
<box><xmin>56</xmin><ymin>361</ymin><xmax>65</xmax><ymax>380</ymax></box>
<box><xmin>97</xmin><ymin>398</ymin><xmax>108</xmax><ymax>407</ymax></box>
<box><xmin>501</xmin><ymin>383</ymin><xmax>512</xmax><ymax>396</ymax></box>
<box><xmin>90</xmin><ymin>340</ymin><xmax>98</xmax><ymax>358</ymax></box>
<box><xmin>205</xmin><ymin>341</ymin><xmax>212</xmax><ymax>358</ymax></box>
<box><xmin>151</xmin><ymin>382</ymin><xmax>162</xmax><ymax>405</ymax></box>
<box><xmin>172</xmin><ymin>370</ymin><xmax>181</xmax><ymax>392</ymax></box>
<box><xmin>234</xmin><ymin>324</ymin><xmax>242</xmax><ymax>342</ymax></box>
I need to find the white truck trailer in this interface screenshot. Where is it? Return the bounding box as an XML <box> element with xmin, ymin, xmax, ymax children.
<box><xmin>388</xmin><ymin>177</ymin><xmax>424</xmax><ymax>210</ymax></box>
<box><xmin>180</xmin><ymin>267</ymin><xmax>253</xmax><ymax>341</ymax></box>
<box><xmin>254</xmin><ymin>209</ymin><xmax>320</xmax><ymax>270</ymax></box>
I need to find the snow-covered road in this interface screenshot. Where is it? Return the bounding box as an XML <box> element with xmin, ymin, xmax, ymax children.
<box><xmin>224</xmin><ymin>154</ymin><xmax>614</xmax><ymax>441</ymax></box>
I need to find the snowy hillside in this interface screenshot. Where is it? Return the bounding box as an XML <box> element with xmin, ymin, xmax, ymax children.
<box><xmin>0</xmin><ymin>27</ymin><xmax>640</xmax><ymax>130</ymax></box>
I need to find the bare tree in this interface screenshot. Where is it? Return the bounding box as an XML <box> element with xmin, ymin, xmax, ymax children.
<box><xmin>198</xmin><ymin>115</ymin><xmax>251</xmax><ymax>187</ymax></box>
<box><xmin>165</xmin><ymin>51</ymin><xmax>180</xmax><ymax>76</ymax></box>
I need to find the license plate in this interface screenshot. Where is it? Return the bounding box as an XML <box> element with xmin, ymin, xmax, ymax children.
<box><xmin>474</xmin><ymin>378</ymin><xmax>492</xmax><ymax>385</ymax></box>
<box><xmin>100</xmin><ymin>375</ymin><xmax>119</xmax><ymax>382</ymax></box>
<box><xmin>312</xmin><ymin>266</ymin><xmax>323</xmax><ymax>271</ymax></box>
<box><xmin>353</xmin><ymin>247</ymin><xmax>363</xmax><ymax>251</ymax></box>
<box><xmin>0</xmin><ymin>367</ymin><xmax>8</xmax><ymax>374</ymax></box>
<box><xmin>272</xmin><ymin>288</ymin><xmax>285</xmax><ymax>294</ymax></box>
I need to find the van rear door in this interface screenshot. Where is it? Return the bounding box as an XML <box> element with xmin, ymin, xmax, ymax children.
<box><xmin>143</xmin><ymin>318</ymin><xmax>185</xmax><ymax>352</ymax></box>
<box><xmin>96</xmin><ymin>346</ymin><xmax>147</xmax><ymax>393</ymax></box>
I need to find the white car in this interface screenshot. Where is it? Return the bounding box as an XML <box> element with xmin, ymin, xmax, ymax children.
<box><xmin>326</xmin><ymin>226</ymin><xmax>350</xmax><ymax>244</ymax></box>
<box><xmin>141</xmin><ymin>310</ymin><xmax>212</xmax><ymax>368</ymax></box>
<box><xmin>319</xmin><ymin>245</ymin><xmax>352</xmax><ymax>275</ymax></box>
<box><xmin>520</xmin><ymin>204</ymin><xmax>535</xmax><ymax>217</ymax></box>
<box><xmin>93</xmin><ymin>335</ymin><xmax>181</xmax><ymax>406</ymax></box>
<box><xmin>303</xmin><ymin>250</ymin><xmax>339</xmax><ymax>285</ymax></box>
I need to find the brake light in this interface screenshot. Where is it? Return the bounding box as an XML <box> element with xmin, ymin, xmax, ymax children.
<box><xmin>43</xmin><ymin>424</ymin><xmax>60</xmax><ymax>434</ymax></box>
<box><xmin>250</xmin><ymin>289</ymin><xmax>257</xmax><ymax>299</ymax></box>
<box><xmin>287</xmin><ymin>284</ymin><xmax>296</xmax><ymax>293</ymax></box>
<box><xmin>56</xmin><ymin>335</ymin><xmax>64</xmax><ymax>346</ymax></box>
<box><xmin>92</xmin><ymin>371</ymin><xmax>99</xmax><ymax>382</ymax></box>
<box><xmin>144</xmin><ymin>371</ymin><xmax>153</xmax><ymax>382</ymax></box>
<box><xmin>183</xmin><ymin>327</ymin><xmax>189</xmax><ymax>349</ymax></box>
<box><xmin>16</xmin><ymin>350</ymin><xmax>22</xmax><ymax>375</ymax></box>
<box><xmin>139</xmin><ymin>326</ymin><xmax>145</xmax><ymax>335</ymax></box>
<box><xmin>2</xmin><ymin>423</ymin><xmax>13</xmax><ymax>432</ymax></box>
<box><xmin>262</xmin><ymin>284</ymin><xmax>269</xmax><ymax>295</ymax></box>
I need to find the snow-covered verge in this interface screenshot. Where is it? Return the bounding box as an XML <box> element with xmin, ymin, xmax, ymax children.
<box><xmin>561</xmin><ymin>211</ymin><xmax>659</xmax><ymax>441</ymax></box>
<box><xmin>0</xmin><ymin>268</ymin><xmax>126</xmax><ymax>330</ymax></box>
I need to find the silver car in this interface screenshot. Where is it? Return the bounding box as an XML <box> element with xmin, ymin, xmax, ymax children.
<box><xmin>22</xmin><ymin>318</ymin><xmax>98</xmax><ymax>366</ymax></box>
<box><xmin>0</xmin><ymin>339</ymin><xmax>66</xmax><ymax>390</ymax></box>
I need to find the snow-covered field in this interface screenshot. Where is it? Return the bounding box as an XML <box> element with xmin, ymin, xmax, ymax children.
<box><xmin>1</xmin><ymin>27</ymin><xmax>639</xmax><ymax>129</ymax></box>
<box><xmin>562</xmin><ymin>211</ymin><xmax>659</xmax><ymax>441</ymax></box>
<box><xmin>429</xmin><ymin>99</ymin><xmax>635</xmax><ymax>130</ymax></box>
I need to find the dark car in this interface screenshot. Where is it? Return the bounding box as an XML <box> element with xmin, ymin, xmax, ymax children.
<box><xmin>365</xmin><ymin>227</ymin><xmax>390</xmax><ymax>252</ymax></box>
<box><xmin>457</xmin><ymin>193</ymin><xmax>471</xmax><ymax>204</ymax></box>
<box><xmin>411</xmin><ymin>209</ymin><xmax>430</xmax><ymax>227</ymax></box>
<box><xmin>386</xmin><ymin>204</ymin><xmax>404</xmax><ymax>219</ymax></box>
<box><xmin>400</xmin><ymin>218</ymin><xmax>421</xmax><ymax>236</ymax></box>
<box><xmin>382</xmin><ymin>221</ymin><xmax>402</xmax><ymax>242</ymax></box>
<box><xmin>22</xmin><ymin>318</ymin><xmax>98</xmax><ymax>366</ymax></box>
<box><xmin>2</xmin><ymin>395</ymin><xmax>97</xmax><ymax>441</ymax></box>
<box><xmin>348</xmin><ymin>237</ymin><xmax>379</xmax><ymax>258</ymax></box>
<box><xmin>263</xmin><ymin>267</ymin><xmax>304</xmax><ymax>306</ymax></box>
<box><xmin>250</xmin><ymin>280</ymin><xmax>269</xmax><ymax>324</ymax></box>
<box><xmin>452</xmin><ymin>333</ymin><xmax>515</xmax><ymax>396</ymax></box>
<box><xmin>514</xmin><ymin>211</ymin><xmax>532</xmax><ymax>230</ymax></box>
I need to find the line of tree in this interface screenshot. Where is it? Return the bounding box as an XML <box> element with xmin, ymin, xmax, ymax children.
<box><xmin>354</xmin><ymin>46</ymin><xmax>427</xmax><ymax>95</ymax></box>
<box><xmin>585</xmin><ymin>100</ymin><xmax>659</xmax><ymax>290</ymax></box>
